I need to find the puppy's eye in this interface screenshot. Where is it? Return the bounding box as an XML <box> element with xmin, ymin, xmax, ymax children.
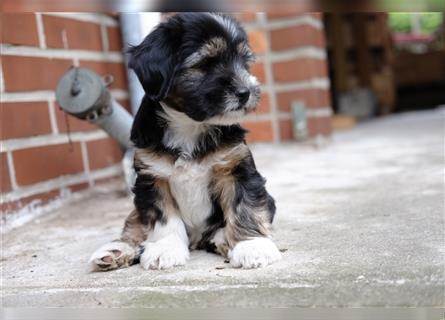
<box><xmin>242</xmin><ymin>52</ymin><xmax>256</xmax><ymax>70</ymax></box>
<box><xmin>238</xmin><ymin>42</ymin><xmax>256</xmax><ymax>66</ymax></box>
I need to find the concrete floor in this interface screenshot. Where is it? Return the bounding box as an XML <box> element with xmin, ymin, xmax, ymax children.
<box><xmin>1</xmin><ymin>109</ymin><xmax>444</xmax><ymax>307</ymax></box>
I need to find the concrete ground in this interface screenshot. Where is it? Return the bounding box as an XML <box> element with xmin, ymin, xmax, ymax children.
<box><xmin>1</xmin><ymin>109</ymin><xmax>444</xmax><ymax>307</ymax></box>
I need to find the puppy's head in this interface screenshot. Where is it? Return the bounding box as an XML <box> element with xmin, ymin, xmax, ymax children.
<box><xmin>129</xmin><ymin>13</ymin><xmax>260</xmax><ymax>125</ymax></box>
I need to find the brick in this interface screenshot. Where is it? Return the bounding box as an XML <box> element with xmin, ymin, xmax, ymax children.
<box><xmin>0</xmin><ymin>13</ymin><xmax>39</xmax><ymax>46</ymax></box>
<box><xmin>279</xmin><ymin>119</ymin><xmax>293</xmax><ymax>140</ymax></box>
<box><xmin>87</xmin><ymin>138</ymin><xmax>123</xmax><ymax>170</ymax></box>
<box><xmin>54</xmin><ymin>102</ymin><xmax>96</xmax><ymax>133</ymax></box>
<box><xmin>281</xmin><ymin>116</ymin><xmax>332</xmax><ymax>139</ymax></box>
<box><xmin>250</xmin><ymin>62</ymin><xmax>266</xmax><ymax>84</ymax></box>
<box><xmin>267</xmin><ymin>8</ymin><xmax>323</xmax><ymax>19</ymax></box>
<box><xmin>94</xmin><ymin>175</ymin><xmax>121</xmax><ymax>186</ymax></box>
<box><xmin>117</xmin><ymin>99</ymin><xmax>131</xmax><ymax>113</ymax></box>
<box><xmin>273</xmin><ymin>58</ymin><xmax>327</xmax><ymax>83</ymax></box>
<box><xmin>1</xmin><ymin>153</ymin><xmax>11</xmax><ymax>193</ymax></box>
<box><xmin>268</xmin><ymin>11</ymin><xmax>322</xmax><ymax>20</ymax></box>
<box><xmin>69</xmin><ymin>182</ymin><xmax>89</xmax><ymax>192</ymax></box>
<box><xmin>107</xmin><ymin>26</ymin><xmax>123</xmax><ymax>52</ymax></box>
<box><xmin>1</xmin><ymin>102</ymin><xmax>52</xmax><ymax>140</ymax></box>
<box><xmin>309</xmin><ymin>13</ymin><xmax>323</xmax><ymax>20</ymax></box>
<box><xmin>2</xmin><ymin>56</ymin><xmax>72</xmax><ymax>92</ymax></box>
<box><xmin>79</xmin><ymin>61</ymin><xmax>128</xmax><ymax>90</ymax></box>
<box><xmin>277</xmin><ymin>89</ymin><xmax>331</xmax><ymax>112</ymax></box>
<box><xmin>242</xmin><ymin>120</ymin><xmax>274</xmax><ymax>142</ymax></box>
<box><xmin>308</xmin><ymin>117</ymin><xmax>332</xmax><ymax>136</ymax></box>
<box><xmin>13</xmin><ymin>143</ymin><xmax>84</xmax><ymax>186</ymax></box>
<box><xmin>0</xmin><ymin>181</ymin><xmax>93</xmax><ymax>214</ymax></box>
<box><xmin>233</xmin><ymin>12</ymin><xmax>256</xmax><ymax>23</ymax></box>
<box><xmin>280</xmin><ymin>117</ymin><xmax>332</xmax><ymax>140</ymax></box>
<box><xmin>42</xmin><ymin>15</ymin><xmax>103</xmax><ymax>51</ymax></box>
<box><xmin>267</xmin><ymin>10</ymin><xmax>305</xmax><ymax>20</ymax></box>
<box><xmin>254</xmin><ymin>92</ymin><xmax>270</xmax><ymax>114</ymax></box>
<box><xmin>1</xmin><ymin>189</ymin><xmax>61</xmax><ymax>214</ymax></box>
<box><xmin>248</xmin><ymin>30</ymin><xmax>267</xmax><ymax>54</ymax></box>
<box><xmin>270</xmin><ymin>25</ymin><xmax>325</xmax><ymax>51</ymax></box>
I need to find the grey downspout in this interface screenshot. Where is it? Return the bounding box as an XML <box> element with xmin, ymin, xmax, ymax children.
<box><xmin>119</xmin><ymin>13</ymin><xmax>145</xmax><ymax>116</ymax></box>
<box><xmin>118</xmin><ymin>13</ymin><xmax>148</xmax><ymax>191</ymax></box>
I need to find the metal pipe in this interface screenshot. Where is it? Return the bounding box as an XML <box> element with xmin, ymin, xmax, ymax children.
<box><xmin>120</xmin><ymin>13</ymin><xmax>161</xmax><ymax>115</ymax></box>
<box><xmin>119</xmin><ymin>13</ymin><xmax>145</xmax><ymax>115</ymax></box>
<box><xmin>56</xmin><ymin>67</ymin><xmax>135</xmax><ymax>190</ymax></box>
<box><xmin>92</xmin><ymin>99</ymin><xmax>133</xmax><ymax>149</ymax></box>
<box><xmin>56</xmin><ymin>67</ymin><xmax>133</xmax><ymax>150</ymax></box>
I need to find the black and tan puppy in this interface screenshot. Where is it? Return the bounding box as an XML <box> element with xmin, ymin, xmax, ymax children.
<box><xmin>89</xmin><ymin>13</ymin><xmax>281</xmax><ymax>270</ymax></box>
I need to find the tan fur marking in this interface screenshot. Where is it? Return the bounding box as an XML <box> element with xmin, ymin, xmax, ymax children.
<box><xmin>216</xmin><ymin>243</ymin><xmax>229</xmax><ymax>257</ymax></box>
<box><xmin>210</xmin><ymin>144</ymin><xmax>271</xmax><ymax>248</ymax></box>
<box><xmin>154</xmin><ymin>179</ymin><xmax>179</xmax><ymax>217</ymax></box>
<box><xmin>205</xmin><ymin>37</ymin><xmax>227</xmax><ymax>56</ymax></box>
<box><xmin>181</xmin><ymin>69</ymin><xmax>205</xmax><ymax>79</ymax></box>
<box><xmin>211</xmin><ymin>144</ymin><xmax>250</xmax><ymax>177</ymax></box>
<box><xmin>121</xmin><ymin>209</ymin><xmax>147</xmax><ymax>246</ymax></box>
<box><xmin>184</xmin><ymin>37</ymin><xmax>227</xmax><ymax>67</ymax></box>
<box><xmin>237</xmin><ymin>42</ymin><xmax>250</xmax><ymax>55</ymax></box>
<box><xmin>135</xmin><ymin>148</ymin><xmax>175</xmax><ymax>178</ymax></box>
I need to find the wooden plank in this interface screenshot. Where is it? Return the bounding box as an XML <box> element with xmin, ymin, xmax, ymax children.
<box><xmin>352</xmin><ymin>14</ymin><xmax>372</xmax><ymax>87</ymax></box>
<box><xmin>332</xmin><ymin>114</ymin><xmax>356</xmax><ymax>131</ymax></box>
<box><xmin>379</xmin><ymin>13</ymin><xmax>396</xmax><ymax>114</ymax></box>
<box><xmin>330</xmin><ymin>14</ymin><xmax>348</xmax><ymax>92</ymax></box>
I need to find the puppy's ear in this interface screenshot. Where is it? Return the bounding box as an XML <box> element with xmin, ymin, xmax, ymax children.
<box><xmin>128</xmin><ymin>22</ymin><xmax>180</xmax><ymax>101</ymax></box>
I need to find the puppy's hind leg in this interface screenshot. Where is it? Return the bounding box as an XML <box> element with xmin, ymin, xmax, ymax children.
<box><xmin>89</xmin><ymin>209</ymin><xmax>146</xmax><ymax>272</ymax></box>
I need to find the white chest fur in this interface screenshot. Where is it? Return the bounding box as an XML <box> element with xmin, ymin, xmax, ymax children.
<box><xmin>136</xmin><ymin>139</ymin><xmax>248</xmax><ymax>245</ymax></box>
<box><xmin>169</xmin><ymin>157</ymin><xmax>213</xmax><ymax>235</ymax></box>
<box><xmin>137</xmin><ymin>151</ymin><xmax>214</xmax><ymax>242</ymax></box>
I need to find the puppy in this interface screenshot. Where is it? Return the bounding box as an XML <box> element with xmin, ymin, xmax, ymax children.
<box><xmin>89</xmin><ymin>13</ymin><xmax>281</xmax><ymax>270</ymax></box>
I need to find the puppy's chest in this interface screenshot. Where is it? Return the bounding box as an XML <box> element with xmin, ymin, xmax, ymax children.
<box><xmin>168</xmin><ymin>157</ymin><xmax>213</xmax><ymax>229</ymax></box>
<box><xmin>137</xmin><ymin>144</ymin><xmax>248</xmax><ymax>239</ymax></box>
<box><xmin>144</xmin><ymin>155</ymin><xmax>215</xmax><ymax>232</ymax></box>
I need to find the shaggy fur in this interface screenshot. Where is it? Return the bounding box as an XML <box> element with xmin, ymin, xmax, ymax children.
<box><xmin>89</xmin><ymin>13</ymin><xmax>281</xmax><ymax>270</ymax></box>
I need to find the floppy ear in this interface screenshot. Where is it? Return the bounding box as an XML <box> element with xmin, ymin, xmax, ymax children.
<box><xmin>128</xmin><ymin>23</ymin><xmax>179</xmax><ymax>101</ymax></box>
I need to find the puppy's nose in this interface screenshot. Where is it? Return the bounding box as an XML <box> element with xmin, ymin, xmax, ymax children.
<box><xmin>236</xmin><ymin>89</ymin><xmax>250</xmax><ymax>105</ymax></box>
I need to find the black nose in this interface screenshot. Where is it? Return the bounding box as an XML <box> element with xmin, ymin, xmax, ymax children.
<box><xmin>236</xmin><ymin>89</ymin><xmax>250</xmax><ymax>105</ymax></box>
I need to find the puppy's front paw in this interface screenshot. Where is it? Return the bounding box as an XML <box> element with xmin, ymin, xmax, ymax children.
<box><xmin>88</xmin><ymin>241</ymin><xmax>136</xmax><ymax>271</ymax></box>
<box><xmin>229</xmin><ymin>237</ymin><xmax>281</xmax><ymax>269</ymax></box>
<box><xmin>140</xmin><ymin>236</ymin><xmax>189</xmax><ymax>270</ymax></box>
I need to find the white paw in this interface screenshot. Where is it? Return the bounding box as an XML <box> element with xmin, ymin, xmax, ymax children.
<box><xmin>228</xmin><ymin>237</ymin><xmax>281</xmax><ymax>269</ymax></box>
<box><xmin>88</xmin><ymin>241</ymin><xmax>135</xmax><ymax>271</ymax></box>
<box><xmin>140</xmin><ymin>236</ymin><xmax>189</xmax><ymax>270</ymax></box>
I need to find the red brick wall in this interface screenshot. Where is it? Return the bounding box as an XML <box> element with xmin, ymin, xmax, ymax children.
<box><xmin>0</xmin><ymin>13</ymin><xmax>129</xmax><ymax>216</ymax></box>
<box><xmin>0</xmin><ymin>12</ymin><xmax>332</xmax><ymax>218</ymax></box>
<box><xmin>235</xmin><ymin>12</ymin><xmax>332</xmax><ymax>142</ymax></box>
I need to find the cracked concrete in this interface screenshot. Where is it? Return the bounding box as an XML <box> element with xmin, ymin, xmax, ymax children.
<box><xmin>1</xmin><ymin>109</ymin><xmax>444</xmax><ymax>307</ymax></box>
